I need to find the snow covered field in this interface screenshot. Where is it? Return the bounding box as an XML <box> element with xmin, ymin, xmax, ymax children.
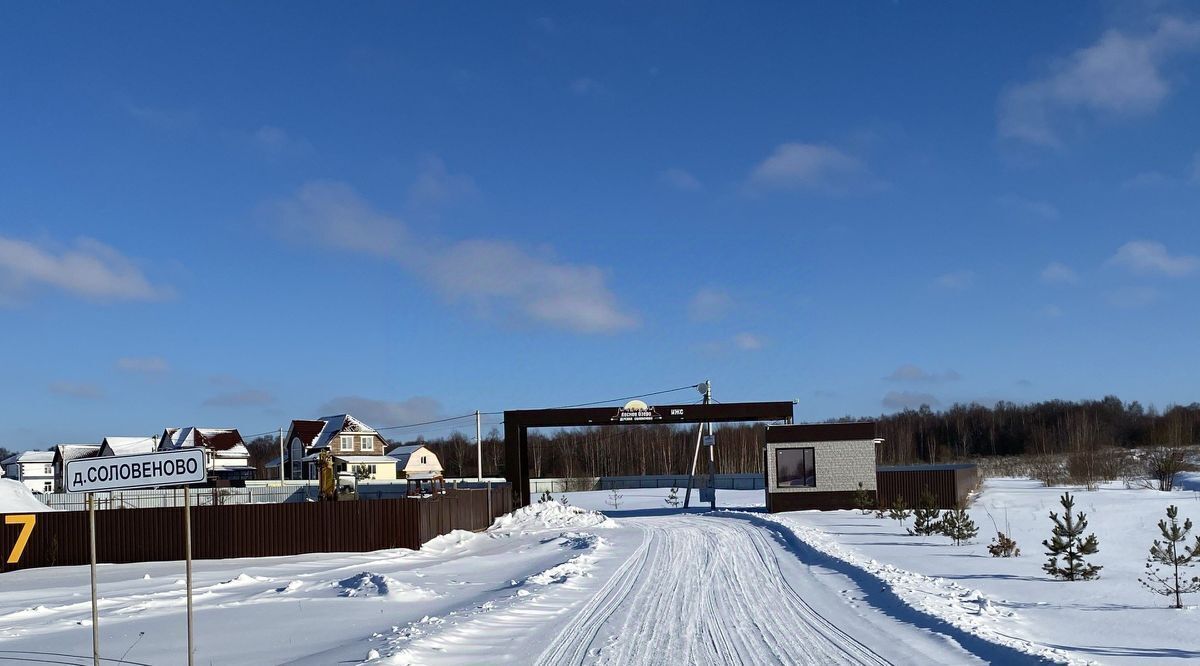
<box><xmin>2</xmin><ymin>479</ymin><xmax>1198</xmax><ymax>664</ymax></box>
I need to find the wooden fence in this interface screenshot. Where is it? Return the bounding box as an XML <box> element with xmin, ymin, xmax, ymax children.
<box><xmin>0</xmin><ymin>486</ymin><xmax>510</xmax><ymax>573</ymax></box>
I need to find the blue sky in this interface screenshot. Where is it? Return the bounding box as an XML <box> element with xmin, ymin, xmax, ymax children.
<box><xmin>2</xmin><ymin>2</ymin><xmax>1199</xmax><ymax>450</ymax></box>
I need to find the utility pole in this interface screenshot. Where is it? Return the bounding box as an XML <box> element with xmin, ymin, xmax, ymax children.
<box><xmin>278</xmin><ymin>427</ymin><xmax>285</xmax><ymax>483</ymax></box>
<box><xmin>683</xmin><ymin>380</ymin><xmax>711</xmax><ymax>509</ymax></box>
<box><xmin>475</xmin><ymin>411</ymin><xmax>483</xmax><ymax>482</ymax></box>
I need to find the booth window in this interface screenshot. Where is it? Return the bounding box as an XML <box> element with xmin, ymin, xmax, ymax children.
<box><xmin>776</xmin><ymin>447</ymin><xmax>816</xmax><ymax>488</ymax></box>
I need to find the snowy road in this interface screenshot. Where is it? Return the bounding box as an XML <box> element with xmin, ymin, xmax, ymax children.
<box><xmin>387</xmin><ymin>509</ymin><xmax>1038</xmax><ymax>665</ymax></box>
<box><xmin>536</xmin><ymin>515</ymin><xmax>949</xmax><ymax>665</ymax></box>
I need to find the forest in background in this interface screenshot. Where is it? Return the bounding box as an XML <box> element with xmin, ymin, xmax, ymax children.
<box><xmin>245</xmin><ymin>396</ymin><xmax>1200</xmax><ymax>480</ymax></box>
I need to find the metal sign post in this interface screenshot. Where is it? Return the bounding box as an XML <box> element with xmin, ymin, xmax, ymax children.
<box><xmin>88</xmin><ymin>492</ymin><xmax>99</xmax><ymax>666</ymax></box>
<box><xmin>184</xmin><ymin>486</ymin><xmax>194</xmax><ymax>666</ymax></box>
<box><xmin>66</xmin><ymin>448</ymin><xmax>207</xmax><ymax>665</ymax></box>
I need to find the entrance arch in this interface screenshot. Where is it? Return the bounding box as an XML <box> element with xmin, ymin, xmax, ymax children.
<box><xmin>503</xmin><ymin>400</ymin><xmax>794</xmax><ymax>508</ymax></box>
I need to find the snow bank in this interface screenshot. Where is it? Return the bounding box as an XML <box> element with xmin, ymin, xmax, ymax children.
<box><xmin>489</xmin><ymin>500</ymin><xmax>612</xmax><ymax>535</ymax></box>
<box><xmin>336</xmin><ymin>572</ymin><xmax>436</xmax><ymax>600</ymax></box>
<box><xmin>0</xmin><ymin>479</ymin><xmax>53</xmax><ymax>513</ymax></box>
<box><xmin>420</xmin><ymin>529</ymin><xmax>478</xmax><ymax>554</ymax></box>
<box><xmin>741</xmin><ymin>512</ymin><xmax>1081</xmax><ymax>665</ymax></box>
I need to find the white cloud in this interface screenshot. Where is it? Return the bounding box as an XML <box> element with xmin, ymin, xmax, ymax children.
<box><xmin>1108</xmin><ymin>286</ymin><xmax>1161</xmax><ymax>308</ymax></box>
<box><xmin>49</xmin><ymin>381</ymin><xmax>104</xmax><ymax>399</ymax></box>
<box><xmin>733</xmin><ymin>332</ymin><xmax>764</xmax><ymax>350</ymax></box>
<box><xmin>660</xmin><ymin>168</ymin><xmax>702</xmax><ymax>191</ymax></box>
<box><xmin>1040</xmin><ymin>262</ymin><xmax>1080</xmax><ymax>284</ymax></box>
<box><xmin>935</xmin><ymin>271</ymin><xmax>975</xmax><ymax>290</ymax></box>
<box><xmin>882</xmin><ymin>391</ymin><xmax>940</xmax><ymax>410</ymax></box>
<box><xmin>319</xmin><ymin>396</ymin><xmax>443</xmax><ymax>427</ymax></box>
<box><xmin>408</xmin><ymin>155</ymin><xmax>477</xmax><ymax>206</ymax></box>
<box><xmin>116</xmin><ymin>356</ymin><xmax>170</xmax><ymax>375</ymax></box>
<box><xmin>688</xmin><ymin>287</ymin><xmax>732</xmax><ymax>322</ymax></box>
<box><xmin>1108</xmin><ymin>240</ymin><xmax>1199</xmax><ymax>277</ymax></box>
<box><xmin>745</xmin><ymin>142</ymin><xmax>868</xmax><ymax>192</ymax></box>
<box><xmin>885</xmin><ymin>365</ymin><xmax>961</xmax><ymax>383</ymax></box>
<box><xmin>274</xmin><ymin>180</ymin><xmax>637</xmax><ymax>333</ymax></box>
<box><xmin>1122</xmin><ymin>170</ymin><xmax>1174</xmax><ymax>189</ymax></box>
<box><xmin>251</xmin><ymin>125</ymin><xmax>313</xmax><ymax>157</ymax></box>
<box><xmin>998</xmin><ymin>195</ymin><xmax>1060</xmax><ymax>220</ymax></box>
<box><xmin>999</xmin><ymin>18</ymin><xmax>1200</xmax><ymax>146</ymax></box>
<box><xmin>569</xmin><ymin>78</ymin><xmax>605</xmax><ymax>96</ymax></box>
<box><xmin>122</xmin><ymin>101</ymin><xmax>198</xmax><ymax>131</ymax></box>
<box><xmin>1040</xmin><ymin>304</ymin><xmax>1064</xmax><ymax>318</ymax></box>
<box><xmin>0</xmin><ymin>235</ymin><xmax>172</xmax><ymax>304</ymax></box>
<box><xmin>203</xmin><ymin>389</ymin><xmax>275</xmax><ymax>407</ymax></box>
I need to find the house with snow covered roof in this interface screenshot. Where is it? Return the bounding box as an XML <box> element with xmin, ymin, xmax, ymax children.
<box><xmin>387</xmin><ymin>444</ymin><xmax>443</xmax><ymax>479</ymax></box>
<box><xmin>52</xmin><ymin>444</ymin><xmax>100</xmax><ymax>492</ymax></box>
<box><xmin>158</xmin><ymin>427</ymin><xmax>255</xmax><ymax>485</ymax></box>
<box><xmin>284</xmin><ymin>414</ymin><xmax>397</xmax><ymax>481</ymax></box>
<box><xmin>98</xmin><ymin>436</ymin><xmax>158</xmax><ymax>458</ymax></box>
<box><xmin>1</xmin><ymin>450</ymin><xmax>56</xmax><ymax>494</ymax></box>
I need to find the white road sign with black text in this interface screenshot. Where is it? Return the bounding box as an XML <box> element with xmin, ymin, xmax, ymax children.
<box><xmin>66</xmin><ymin>448</ymin><xmax>207</xmax><ymax>492</ymax></box>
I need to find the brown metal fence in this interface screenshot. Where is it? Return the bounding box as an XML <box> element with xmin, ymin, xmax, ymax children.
<box><xmin>0</xmin><ymin>485</ymin><xmax>510</xmax><ymax>573</ymax></box>
<box><xmin>875</xmin><ymin>465</ymin><xmax>980</xmax><ymax>509</ymax></box>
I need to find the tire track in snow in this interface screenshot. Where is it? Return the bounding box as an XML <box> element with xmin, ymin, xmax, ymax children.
<box><xmin>536</xmin><ymin>515</ymin><xmax>894</xmax><ymax>665</ymax></box>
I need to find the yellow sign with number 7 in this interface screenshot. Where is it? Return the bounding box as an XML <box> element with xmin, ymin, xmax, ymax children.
<box><xmin>5</xmin><ymin>514</ymin><xmax>36</xmax><ymax>564</ymax></box>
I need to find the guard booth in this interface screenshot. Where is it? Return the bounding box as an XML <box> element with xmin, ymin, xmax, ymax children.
<box><xmin>764</xmin><ymin>422</ymin><xmax>879</xmax><ymax>512</ymax></box>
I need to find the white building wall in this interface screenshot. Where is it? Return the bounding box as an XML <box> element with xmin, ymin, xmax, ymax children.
<box><xmin>765</xmin><ymin>439</ymin><xmax>876</xmax><ymax>493</ymax></box>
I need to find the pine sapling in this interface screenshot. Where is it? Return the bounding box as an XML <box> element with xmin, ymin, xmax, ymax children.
<box><xmin>1139</xmin><ymin>505</ymin><xmax>1200</xmax><ymax>608</ymax></box>
<box><xmin>888</xmin><ymin>494</ymin><xmax>910</xmax><ymax>528</ymax></box>
<box><xmin>853</xmin><ymin>482</ymin><xmax>874</xmax><ymax>515</ymax></box>
<box><xmin>605</xmin><ymin>487</ymin><xmax>624</xmax><ymax>510</ymax></box>
<box><xmin>939</xmin><ymin>506</ymin><xmax>978</xmax><ymax>545</ymax></box>
<box><xmin>1042</xmin><ymin>491</ymin><xmax>1102</xmax><ymax>581</ymax></box>
<box><xmin>988</xmin><ymin>532</ymin><xmax>1021</xmax><ymax>557</ymax></box>
<box><xmin>908</xmin><ymin>486</ymin><xmax>942</xmax><ymax>536</ymax></box>
<box><xmin>665</xmin><ymin>486</ymin><xmax>681</xmax><ymax>508</ymax></box>
<box><xmin>539</xmin><ymin>489</ymin><xmax>553</xmax><ymax>503</ymax></box>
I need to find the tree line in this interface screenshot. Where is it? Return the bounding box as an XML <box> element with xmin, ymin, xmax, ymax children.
<box><xmin>242</xmin><ymin>396</ymin><xmax>1199</xmax><ymax>479</ymax></box>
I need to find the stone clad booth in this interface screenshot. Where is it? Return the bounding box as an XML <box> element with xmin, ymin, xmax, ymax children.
<box><xmin>764</xmin><ymin>422</ymin><xmax>878</xmax><ymax>512</ymax></box>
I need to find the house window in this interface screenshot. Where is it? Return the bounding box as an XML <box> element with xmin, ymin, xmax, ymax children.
<box><xmin>340</xmin><ymin>435</ymin><xmax>352</xmax><ymax>451</ymax></box>
<box><xmin>776</xmin><ymin>447</ymin><xmax>816</xmax><ymax>488</ymax></box>
<box><xmin>360</xmin><ymin>436</ymin><xmax>373</xmax><ymax>451</ymax></box>
<box><xmin>44</xmin><ymin>464</ymin><xmax>53</xmax><ymax>475</ymax></box>
<box><xmin>292</xmin><ymin>461</ymin><xmax>301</xmax><ymax>478</ymax></box>
<box><xmin>420</xmin><ymin>455</ymin><xmax>427</xmax><ymax>464</ymax></box>
<box><xmin>43</xmin><ymin>481</ymin><xmax>52</xmax><ymax>493</ymax></box>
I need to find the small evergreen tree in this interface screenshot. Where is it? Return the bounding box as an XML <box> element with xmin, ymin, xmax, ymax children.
<box><xmin>559</xmin><ymin>495</ymin><xmax>570</xmax><ymax>506</ymax></box>
<box><xmin>987</xmin><ymin>532</ymin><xmax>1021</xmax><ymax>557</ymax></box>
<box><xmin>939</xmin><ymin>506</ymin><xmax>979</xmax><ymax>545</ymax></box>
<box><xmin>908</xmin><ymin>486</ymin><xmax>942</xmax><ymax>536</ymax></box>
<box><xmin>605</xmin><ymin>488</ymin><xmax>624</xmax><ymax>510</ymax></box>
<box><xmin>538</xmin><ymin>489</ymin><xmax>553</xmax><ymax>503</ymax></box>
<box><xmin>1042</xmin><ymin>492</ymin><xmax>1102</xmax><ymax>581</ymax></box>
<box><xmin>887</xmin><ymin>495</ymin><xmax>910</xmax><ymax>527</ymax></box>
<box><xmin>665</xmin><ymin>486</ymin><xmax>681</xmax><ymax>508</ymax></box>
<box><xmin>852</xmin><ymin>482</ymin><xmax>874</xmax><ymax>515</ymax></box>
<box><xmin>1139</xmin><ymin>505</ymin><xmax>1200</xmax><ymax>608</ymax></box>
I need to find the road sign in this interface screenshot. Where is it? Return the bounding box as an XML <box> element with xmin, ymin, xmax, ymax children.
<box><xmin>702</xmin><ymin>435</ymin><xmax>715</xmax><ymax>447</ymax></box>
<box><xmin>65</xmin><ymin>448</ymin><xmax>206</xmax><ymax>493</ymax></box>
<box><xmin>66</xmin><ymin>447</ymin><xmax>207</xmax><ymax>666</ymax></box>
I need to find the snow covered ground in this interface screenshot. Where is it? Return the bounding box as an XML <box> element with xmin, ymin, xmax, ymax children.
<box><xmin>2</xmin><ymin>479</ymin><xmax>1198</xmax><ymax>664</ymax></box>
<box><xmin>769</xmin><ymin>476</ymin><xmax>1200</xmax><ymax>665</ymax></box>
